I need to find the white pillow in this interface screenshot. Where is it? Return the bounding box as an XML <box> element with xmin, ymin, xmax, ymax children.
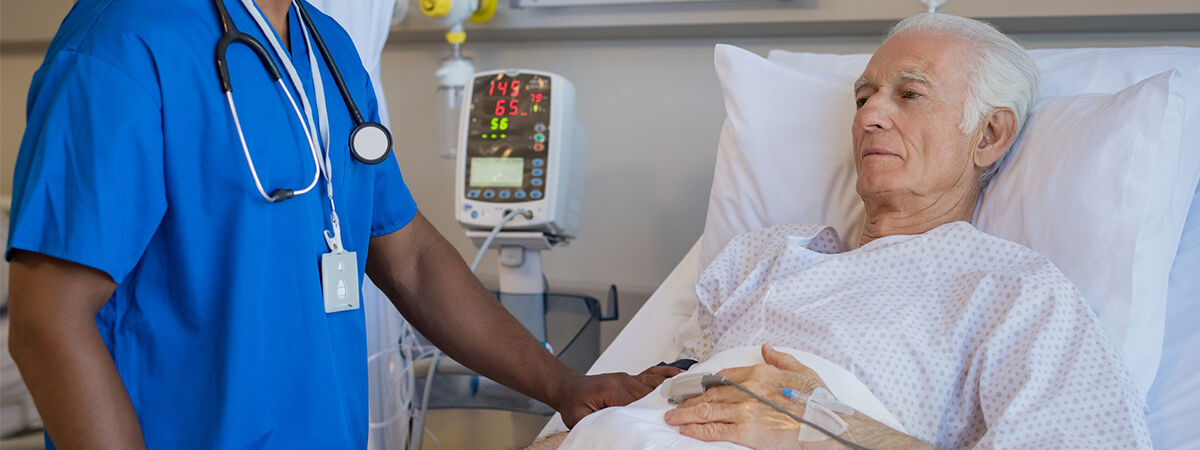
<box><xmin>701</xmin><ymin>46</ymin><xmax>863</xmax><ymax>261</ymax></box>
<box><xmin>977</xmin><ymin>71</ymin><xmax>1183</xmax><ymax>393</ymax></box>
<box><xmin>703</xmin><ymin>43</ymin><xmax>1194</xmax><ymax>400</ymax></box>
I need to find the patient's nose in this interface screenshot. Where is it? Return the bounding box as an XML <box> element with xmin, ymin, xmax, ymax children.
<box><xmin>855</xmin><ymin>95</ymin><xmax>893</xmax><ymax>132</ymax></box>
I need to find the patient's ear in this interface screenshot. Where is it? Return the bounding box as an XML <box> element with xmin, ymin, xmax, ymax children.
<box><xmin>973</xmin><ymin>108</ymin><xmax>1018</xmax><ymax>169</ymax></box>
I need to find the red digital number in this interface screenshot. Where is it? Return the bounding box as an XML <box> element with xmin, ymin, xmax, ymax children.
<box><xmin>497</xmin><ymin>82</ymin><xmax>507</xmax><ymax>95</ymax></box>
<box><xmin>494</xmin><ymin>100</ymin><xmax>506</xmax><ymax>115</ymax></box>
<box><xmin>511</xmin><ymin>80</ymin><xmax>521</xmax><ymax>97</ymax></box>
<box><xmin>488</xmin><ymin>81</ymin><xmax>495</xmax><ymax>95</ymax></box>
<box><xmin>531</xmin><ymin>93</ymin><xmax>543</xmax><ymax>103</ymax></box>
<box><xmin>508</xmin><ymin>99</ymin><xmax>519</xmax><ymax>116</ymax></box>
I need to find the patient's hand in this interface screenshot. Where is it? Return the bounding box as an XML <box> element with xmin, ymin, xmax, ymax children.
<box><xmin>664</xmin><ymin>344</ymin><xmax>932</xmax><ymax>449</ymax></box>
<box><xmin>663</xmin><ymin>344</ymin><xmax>823</xmax><ymax>448</ymax></box>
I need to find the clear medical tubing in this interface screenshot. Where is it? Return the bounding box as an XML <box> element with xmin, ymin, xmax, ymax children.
<box><xmin>435</xmin><ymin>44</ymin><xmax>474</xmax><ymax>159</ymax></box>
<box><xmin>436</xmin><ymin>84</ymin><xmax>466</xmax><ymax>159</ymax></box>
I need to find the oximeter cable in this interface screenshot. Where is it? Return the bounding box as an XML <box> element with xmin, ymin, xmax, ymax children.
<box><xmin>469</xmin><ymin>208</ymin><xmax>532</xmax><ymax>272</ymax></box>
<box><xmin>701</xmin><ymin>375</ymin><xmax>870</xmax><ymax>450</ymax></box>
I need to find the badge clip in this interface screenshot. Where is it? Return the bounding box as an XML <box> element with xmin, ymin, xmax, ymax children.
<box><xmin>324</xmin><ymin>211</ymin><xmax>346</xmax><ymax>253</ymax></box>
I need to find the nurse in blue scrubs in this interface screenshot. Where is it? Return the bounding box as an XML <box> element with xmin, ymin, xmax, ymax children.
<box><xmin>4</xmin><ymin>0</ymin><xmax>668</xmax><ymax>448</ymax></box>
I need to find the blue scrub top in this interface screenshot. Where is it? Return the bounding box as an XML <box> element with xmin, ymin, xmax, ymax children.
<box><xmin>6</xmin><ymin>0</ymin><xmax>418</xmax><ymax>447</ymax></box>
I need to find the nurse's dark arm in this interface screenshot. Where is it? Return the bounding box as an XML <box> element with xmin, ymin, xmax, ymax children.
<box><xmin>7</xmin><ymin>251</ymin><xmax>146</xmax><ymax>449</ymax></box>
<box><xmin>366</xmin><ymin>212</ymin><xmax>657</xmax><ymax>427</ymax></box>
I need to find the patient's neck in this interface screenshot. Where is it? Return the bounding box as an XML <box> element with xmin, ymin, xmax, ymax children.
<box><xmin>858</xmin><ymin>188</ymin><xmax>978</xmax><ymax>246</ymax></box>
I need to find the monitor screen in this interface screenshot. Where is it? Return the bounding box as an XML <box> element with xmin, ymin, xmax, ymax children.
<box><xmin>469</xmin><ymin>157</ymin><xmax>525</xmax><ymax>187</ymax></box>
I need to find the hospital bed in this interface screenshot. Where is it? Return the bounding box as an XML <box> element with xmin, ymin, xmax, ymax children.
<box><xmin>542</xmin><ymin>45</ymin><xmax>1200</xmax><ymax>448</ymax></box>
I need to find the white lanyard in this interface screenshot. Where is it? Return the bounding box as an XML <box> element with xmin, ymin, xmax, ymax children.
<box><xmin>240</xmin><ymin>0</ymin><xmax>346</xmax><ymax>252</ymax></box>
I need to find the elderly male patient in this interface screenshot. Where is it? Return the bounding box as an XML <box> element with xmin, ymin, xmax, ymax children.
<box><xmin>539</xmin><ymin>13</ymin><xmax>1151</xmax><ymax>450</ymax></box>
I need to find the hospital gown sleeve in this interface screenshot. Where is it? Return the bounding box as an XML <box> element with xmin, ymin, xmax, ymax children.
<box><xmin>6</xmin><ymin>49</ymin><xmax>166</xmax><ymax>284</ymax></box>
<box><xmin>971</xmin><ymin>276</ymin><xmax>1152</xmax><ymax>449</ymax></box>
<box><xmin>361</xmin><ymin>75</ymin><xmax>418</xmax><ymax>237</ymax></box>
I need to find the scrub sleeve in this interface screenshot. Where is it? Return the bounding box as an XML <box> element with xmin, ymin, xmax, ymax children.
<box><xmin>7</xmin><ymin>48</ymin><xmax>166</xmax><ymax>283</ymax></box>
<box><xmin>363</xmin><ymin>74</ymin><xmax>417</xmax><ymax>237</ymax></box>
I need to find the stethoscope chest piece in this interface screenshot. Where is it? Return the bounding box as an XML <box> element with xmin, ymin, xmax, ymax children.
<box><xmin>350</xmin><ymin>122</ymin><xmax>392</xmax><ymax>165</ymax></box>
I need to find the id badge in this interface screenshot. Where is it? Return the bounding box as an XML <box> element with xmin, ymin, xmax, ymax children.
<box><xmin>320</xmin><ymin>251</ymin><xmax>360</xmax><ymax>313</ymax></box>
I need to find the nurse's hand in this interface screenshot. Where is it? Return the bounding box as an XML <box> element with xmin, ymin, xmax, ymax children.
<box><xmin>636</xmin><ymin>364</ymin><xmax>685</xmax><ymax>388</ymax></box>
<box><xmin>556</xmin><ymin>367</ymin><xmax>679</xmax><ymax>428</ymax></box>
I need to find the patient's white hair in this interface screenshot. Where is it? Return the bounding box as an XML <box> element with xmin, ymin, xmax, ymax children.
<box><xmin>887</xmin><ymin>13</ymin><xmax>1040</xmax><ymax>186</ymax></box>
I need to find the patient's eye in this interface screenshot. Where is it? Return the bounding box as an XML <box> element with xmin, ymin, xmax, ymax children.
<box><xmin>901</xmin><ymin>90</ymin><xmax>922</xmax><ymax>100</ymax></box>
<box><xmin>855</xmin><ymin>97</ymin><xmax>868</xmax><ymax>109</ymax></box>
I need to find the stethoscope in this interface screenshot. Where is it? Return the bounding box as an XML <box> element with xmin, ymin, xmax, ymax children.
<box><xmin>213</xmin><ymin>0</ymin><xmax>393</xmax><ymax>203</ymax></box>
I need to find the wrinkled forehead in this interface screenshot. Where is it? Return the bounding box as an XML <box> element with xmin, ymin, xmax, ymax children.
<box><xmin>856</xmin><ymin>30</ymin><xmax>976</xmax><ymax>92</ymax></box>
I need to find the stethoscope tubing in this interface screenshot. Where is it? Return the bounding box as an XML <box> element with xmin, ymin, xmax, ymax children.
<box><xmin>225</xmin><ymin>85</ymin><xmax>322</xmax><ymax>201</ymax></box>
<box><xmin>213</xmin><ymin>0</ymin><xmax>332</xmax><ymax>202</ymax></box>
<box><xmin>214</xmin><ymin>0</ymin><xmax>283</xmax><ymax>91</ymax></box>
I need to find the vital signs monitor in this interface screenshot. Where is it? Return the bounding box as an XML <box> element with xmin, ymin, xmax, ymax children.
<box><xmin>456</xmin><ymin>69</ymin><xmax>585</xmax><ymax>239</ymax></box>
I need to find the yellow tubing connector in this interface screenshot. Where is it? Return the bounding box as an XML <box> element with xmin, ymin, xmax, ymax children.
<box><xmin>445</xmin><ymin>31</ymin><xmax>467</xmax><ymax>44</ymax></box>
<box><xmin>469</xmin><ymin>0</ymin><xmax>497</xmax><ymax>23</ymax></box>
<box><xmin>420</xmin><ymin>0</ymin><xmax>451</xmax><ymax>18</ymax></box>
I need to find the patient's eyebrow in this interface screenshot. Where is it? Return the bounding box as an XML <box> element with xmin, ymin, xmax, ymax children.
<box><xmin>854</xmin><ymin>78</ymin><xmax>873</xmax><ymax>93</ymax></box>
<box><xmin>855</xmin><ymin>67</ymin><xmax>934</xmax><ymax>94</ymax></box>
<box><xmin>897</xmin><ymin>68</ymin><xmax>934</xmax><ymax>86</ymax></box>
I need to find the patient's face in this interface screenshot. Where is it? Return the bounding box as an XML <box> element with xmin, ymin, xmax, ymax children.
<box><xmin>852</xmin><ymin>31</ymin><xmax>980</xmax><ymax>203</ymax></box>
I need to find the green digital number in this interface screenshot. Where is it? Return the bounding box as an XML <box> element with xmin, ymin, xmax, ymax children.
<box><xmin>489</xmin><ymin>118</ymin><xmax>509</xmax><ymax>132</ymax></box>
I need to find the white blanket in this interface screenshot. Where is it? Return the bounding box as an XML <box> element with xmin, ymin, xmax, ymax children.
<box><xmin>669</xmin><ymin>222</ymin><xmax>1148</xmax><ymax>448</ymax></box>
<box><xmin>559</xmin><ymin>346</ymin><xmax>906</xmax><ymax>450</ymax></box>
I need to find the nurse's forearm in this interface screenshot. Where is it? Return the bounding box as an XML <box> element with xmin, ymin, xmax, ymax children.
<box><xmin>366</xmin><ymin>214</ymin><xmax>578</xmax><ymax>408</ymax></box>
<box><xmin>7</xmin><ymin>252</ymin><xmax>146</xmax><ymax>449</ymax></box>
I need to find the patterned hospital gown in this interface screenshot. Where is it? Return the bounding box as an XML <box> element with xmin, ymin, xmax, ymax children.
<box><xmin>679</xmin><ymin>222</ymin><xmax>1151</xmax><ymax>449</ymax></box>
